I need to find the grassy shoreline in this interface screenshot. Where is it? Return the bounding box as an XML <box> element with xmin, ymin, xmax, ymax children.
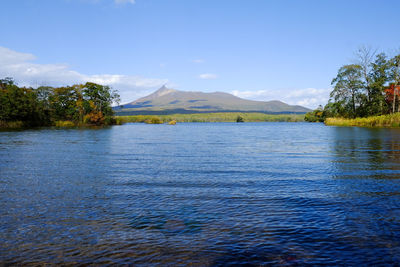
<box><xmin>0</xmin><ymin>119</ymin><xmax>124</xmax><ymax>129</ymax></box>
<box><xmin>325</xmin><ymin>113</ymin><xmax>400</xmax><ymax>127</ymax></box>
<box><xmin>117</xmin><ymin>113</ymin><xmax>305</xmax><ymax>123</ymax></box>
<box><xmin>1</xmin><ymin>113</ymin><xmax>305</xmax><ymax>129</ymax></box>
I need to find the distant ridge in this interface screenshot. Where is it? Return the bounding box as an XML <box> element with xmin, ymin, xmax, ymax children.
<box><xmin>115</xmin><ymin>86</ymin><xmax>310</xmax><ymax>115</ymax></box>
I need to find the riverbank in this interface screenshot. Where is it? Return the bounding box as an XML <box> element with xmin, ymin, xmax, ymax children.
<box><xmin>1</xmin><ymin>113</ymin><xmax>304</xmax><ymax>129</ymax></box>
<box><xmin>0</xmin><ymin>119</ymin><xmax>124</xmax><ymax>129</ymax></box>
<box><xmin>117</xmin><ymin>113</ymin><xmax>305</xmax><ymax>123</ymax></box>
<box><xmin>325</xmin><ymin>113</ymin><xmax>400</xmax><ymax>127</ymax></box>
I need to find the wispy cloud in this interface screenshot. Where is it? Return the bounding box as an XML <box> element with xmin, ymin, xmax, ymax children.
<box><xmin>114</xmin><ymin>0</ymin><xmax>135</xmax><ymax>4</ymax></box>
<box><xmin>199</xmin><ymin>73</ymin><xmax>217</xmax><ymax>79</ymax></box>
<box><xmin>0</xmin><ymin>47</ymin><xmax>329</xmax><ymax>108</ymax></box>
<box><xmin>0</xmin><ymin>46</ymin><xmax>168</xmax><ymax>104</ymax></box>
<box><xmin>231</xmin><ymin>88</ymin><xmax>331</xmax><ymax>109</ymax></box>
<box><xmin>192</xmin><ymin>59</ymin><xmax>205</xmax><ymax>64</ymax></box>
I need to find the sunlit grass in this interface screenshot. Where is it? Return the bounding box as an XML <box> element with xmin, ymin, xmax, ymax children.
<box><xmin>0</xmin><ymin>120</ymin><xmax>25</xmax><ymax>128</ymax></box>
<box><xmin>54</xmin><ymin>121</ymin><xmax>76</xmax><ymax>127</ymax></box>
<box><xmin>117</xmin><ymin>113</ymin><xmax>305</xmax><ymax>123</ymax></box>
<box><xmin>325</xmin><ymin>113</ymin><xmax>400</xmax><ymax>127</ymax></box>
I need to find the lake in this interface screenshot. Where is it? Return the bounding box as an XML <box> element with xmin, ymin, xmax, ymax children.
<box><xmin>1</xmin><ymin>122</ymin><xmax>400</xmax><ymax>265</ymax></box>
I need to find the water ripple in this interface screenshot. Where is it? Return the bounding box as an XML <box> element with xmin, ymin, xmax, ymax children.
<box><xmin>1</xmin><ymin>123</ymin><xmax>400</xmax><ymax>265</ymax></box>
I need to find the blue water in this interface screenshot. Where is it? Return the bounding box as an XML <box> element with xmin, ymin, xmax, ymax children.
<box><xmin>1</xmin><ymin>122</ymin><xmax>400</xmax><ymax>265</ymax></box>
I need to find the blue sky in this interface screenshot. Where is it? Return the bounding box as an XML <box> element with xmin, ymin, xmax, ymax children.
<box><xmin>1</xmin><ymin>0</ymin><xmax>399</xmax><ymax>108</ymax></box>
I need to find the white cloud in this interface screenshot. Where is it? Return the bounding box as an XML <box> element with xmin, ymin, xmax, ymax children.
<box><xmin>199</xmin><ymin>73</ymin><xmax>217</xmax><ymax>79</ymax></box>
<box><xmin>0</xmin><ymin>47</ymin><xmax>36</xmax><ymax>64</ymax></box>
<box><xmin>114</xmin><ymin>0</ymin><xmax>135</xmax><ymax>4</ymax></box>
<box><xmin>0</xmin><ymin>46</ymin><xmax>168</xmax><ymax>104</ymax></box>
<box><xmin>231</xmin><ymin>88</ymin><xmax>331</xmax><ymax>109</ymax></box>
<box><xmin>0</xmin><ymin>47</ymin><xmax>330</xmax><ymax>109</ymax></box>
<box><xmin>192</xmin><ymin>59</ymin><xmax>204</xmax><ymax>64</ymax></box>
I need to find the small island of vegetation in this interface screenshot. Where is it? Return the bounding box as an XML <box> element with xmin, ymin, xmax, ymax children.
<box><xmin>305</xmin><ymin>47</ymin><xmax>400</xmax><ymax>127</ymax></box>
<box><xmin>0</xmin><ymin>77</ymin><xmax>120</xmax><ymax>128</ymax></box>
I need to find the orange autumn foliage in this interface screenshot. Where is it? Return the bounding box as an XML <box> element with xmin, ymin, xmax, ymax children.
<box><xmin>385</xmin><ymin>84</ymin><xmax>400</xmax><ymax>102</ymax></box>
<box><xmin>84</xmin><ymin>101</ymin><xmax>105</xmax><ymax>125</ymax></box>
<box><xmin>84</xmin><ymin>110</ymin><xmax>104</xmax><ymax>125</ymax></box>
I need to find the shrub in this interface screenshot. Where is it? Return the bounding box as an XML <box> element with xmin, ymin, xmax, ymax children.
<box><xmin>236</xmin><ymin>115</ymin><xmax>244</xmax><ymax>122</ymax></box>
<box><xmin>0</xmin><ymin>120</ymin><xmax>24</xmax><ymax>128</ymax></box>
<box><xmin>305</xmin><ymin>110</ymin><xmax>324</xmax><ymax>122</ymax></box>
<box><xmin>55</xmin><ymin>120</ymin><xmax>75</xmax><ymax>127</ymax></box>
<box><xmin>103</xmin><ymin>116</ymin><xmax>116</xmax><ymax>125</ymax></box>
<box><xmin>144</xmin><ymin>117</ymin><xmax>163</xmax><ymax>124</ymax></box>
<box><xmin>114</xmin><ymin>117</ymin><xmax>125</xmax><ymax>125</ymax></box>
<box><xmin>84</xmin><ymin>110</ymin><xmax>105</xmax><ymax>125</ymax></box>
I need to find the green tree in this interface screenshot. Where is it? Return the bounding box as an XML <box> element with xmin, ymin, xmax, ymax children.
<box><xmin>0</xmin><ymin>78</ymin><xmax>15</xmax><ymax>121</ymax></box>
<box><xmin>0</xmin><ymin>78</ymin><xmax>40</xmax><ymax>124</ymax></box>
<box><xmin>82</xmin><ymin>82</ymin><xmax>120</xmax><ymax>116</ymax></box>
<box><xmin>49</xmin><ymin>86</ymin><xmax>81</xmax><ymax>121</ymax></box>
<box><xmin>388</xmin><ymin>54</ymin><xmax>400</xmax><ymax>113</ymax></box>
<box><xmin>34</xmin><ymin>86</ymin><xmax>54</xmax><ymax>125</ymax></box>
<box><xmin>305</xmin><ymin>105</ymin><xmax>325</xmax><ymax>122</ymax></box>
<box><xmin>368</xmin><ymin>53</ymin><xmax>390</xmax><ymax>114</ymax></box>
<box><xmin>82</xmin><ymin>82</ymin><xmax>120</xmax><ymax>124</ymax></box>
<box><xmin>355</xmin><ymin>46</ymin><xmax>376</xmax><ymax>104</ymax></box>
<box><xmin>330</xmin><ymin>64</ymin><xmax>364</xmax><ymax>118</ymax></box>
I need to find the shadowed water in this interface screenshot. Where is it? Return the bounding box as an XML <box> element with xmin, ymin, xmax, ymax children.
<box><xmin>1</xmin><ymin>122</ymin><xmax>400</xmax><ymax>265</ymax></box>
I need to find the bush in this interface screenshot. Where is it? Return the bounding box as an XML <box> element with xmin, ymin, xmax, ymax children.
<box><xmin>236</xmin><ymin>115</ymin><xmax>244</xmax><ymax>122</ymax></box>
<box><xmin>55</xmin><ymin>121</ymin><xmax>75</xmax><ymax>127</ymax></box>
<box><xmin>305</xmin><ymin>109</ymin><xmax>324</xmax><ymax>122</ymax></box>
<box><xmin>103</xmin><ymin>116</ymin><xmax>116</xmax><ymax>125</ymax></box>
<box><xmin>114</xmin><ymin>117</ymin><xmax>125</xmax><ymax>125</ymax></box>
<box><xmin>0</xmin><ymin>120</ymin><xmax>25</xmax><ymax>128</ymax></box>
<box><xmin>144</xmin><ymin>117</ymin><xmax>163</xmax><ymax>124</ymax></box>
<box><xmin>84</xmin><ymin>110</ymin><xmax>105</xmax><ymax>125</ymax></box>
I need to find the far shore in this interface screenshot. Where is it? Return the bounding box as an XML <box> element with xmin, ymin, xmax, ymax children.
<box><xmin>5</xmin><ymin>113</ymin><xmax>400</xmax><ymax>129</ymax></box>
<box><xmin>0</xmin><ymin>113</ymin><xmax>304</xmax><ymax>129</ymax></box>
<box><xmin>117</xmin><ymin>113</ymin><xmax>305</xmax><ymax>123</ymax></box>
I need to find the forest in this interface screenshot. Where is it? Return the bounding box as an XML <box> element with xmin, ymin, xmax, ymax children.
<box><xmin>305</xmin><ymin>47</ymin><xmax>400</xmax><ymax>122</ymax></box>
<box><xmin>0</xmin><ymin>78</ymin><xmax>120</xmax><ymax>128</ymax></box>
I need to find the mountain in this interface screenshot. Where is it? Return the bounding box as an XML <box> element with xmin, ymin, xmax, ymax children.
<box><xmin>115</xmin><ymin>86</ymin><xmax>311</xmax><ymax>115</ymax></box>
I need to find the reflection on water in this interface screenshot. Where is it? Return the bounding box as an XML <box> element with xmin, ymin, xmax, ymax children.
<box><xmin>333</xmin><ymin>127</ymin><xmax>400</xmax><ymax>178</ymax></box>
<box><xmin>1</xmin><ymin>123</ymin><xmax>400</xmax><ymax>265</ymax></box>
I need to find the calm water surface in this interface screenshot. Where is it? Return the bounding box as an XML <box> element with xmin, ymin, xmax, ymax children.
<box><xmin>1</xmin><ymin>122</ymin><xmax>400</xmax><ymax>265</ymax></box>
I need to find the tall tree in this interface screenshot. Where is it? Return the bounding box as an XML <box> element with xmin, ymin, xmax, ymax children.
<box><xmin>82</xmin><ymin>82</ymin><xmax>120</xmax><ymax>116</ymax></box>
<box><xmin>369</xmin><ymin>53</ymin><xmax>390</xmax><ymax>114</ymax></box>
<box><xmin>49</xmin><ymin>86</ymin><xmax>80</xmax><ymax>121</ymax></box>
<box><xmin>355</xmin><ymin>46</ymin><xmax>376</xmax><ymax>103</ymax></box>
<box><xmin>0</xmin><ymin>78</ymin><xmax>15</xmax><ymax>121</ymax></box>
<box><xmin>330</xmin><ymin>64</ymin><xmax>364</xmax><ymax>118</ymax></box>
<box><xmin>388</xmin><ymin>54</ymin><xmax>400</xmax><ymax>112</ymax></box>
<box><xmin>81</xmin><ymin>82</ymin><xmax>120</xmax><ymax>124</ymax></box>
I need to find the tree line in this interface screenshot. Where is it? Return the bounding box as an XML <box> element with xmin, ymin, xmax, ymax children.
<box><xmin>0</xmin><ymin>77</ymin><xmax>120</xmax><ymax>127</ymax></box>
<box><xmin>305</xmin><ymin>47</ymin><xmax>400</xmax><ymax>122</ymax></box>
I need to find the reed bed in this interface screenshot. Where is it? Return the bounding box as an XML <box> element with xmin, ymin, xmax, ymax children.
<box><xmin>117</xmin><ymin>113</ymin><xmax>305</xmax><ymax>124</ymax></box>
<box><xmin>325</xmin><ymin>113</ymin><xmax>400</xmax><ymax>127</ymax></box>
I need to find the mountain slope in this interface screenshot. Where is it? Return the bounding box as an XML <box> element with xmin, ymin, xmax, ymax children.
<box><xmin>116</xmin><ymin>86</ymin><xmax>310</xmax><ymax>115</ymax></box>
